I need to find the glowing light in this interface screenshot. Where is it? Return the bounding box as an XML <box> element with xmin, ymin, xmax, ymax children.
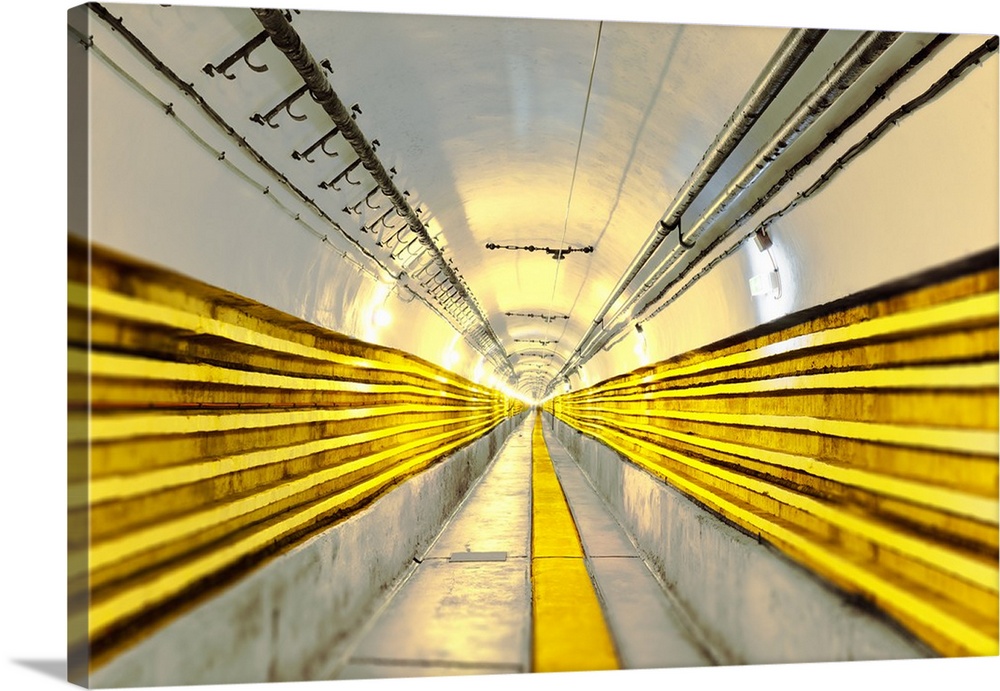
<box><xmin>495</xmin><ymin>380</ymin><xmax>538</xmax><ymax>406</ymax></box>
<box><xmin>746</xmin><ymin>232</ymin><xmax>795</xmax><ymax>324</ymax></box>
<box><xmin>634</xmin><ymin>325</ymin><xmax>649</xmax><ymax>366</ymax></box>
<box><xmin>442</xmin><ymin>333</ymin><xmax>463</xmax><ymax>371</ymax></box>
<box><xmin>363</xmin><ymin>281</ymin><xmax>394</xmax><ymax>342</ymax></box>
<box><xmin>372</xmin><ymin>307</ymin><xmax>392</xmax><ymax>328</ymax></box>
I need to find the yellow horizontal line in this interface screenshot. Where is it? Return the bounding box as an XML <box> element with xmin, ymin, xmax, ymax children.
<box><xmin>68</xmin><ymin>403</ymin><xmax>496</xmax><ymax>443</ymax></box>
<box><xmin>531</xmin><ymin>415</ymin><xmax>619</xmax><ymax>672</ymax></box>
<box><xmin>584</xmin><ymin>363</ymin><xmax>998</xmax><ymax>402</ymax></box>
<box><xmin>76</xmin><ymin>411</ymin><xmax>494</xmax><ymax>505</ymax></box>
<box><xmin>573</xmin><ymin>291</ymin><xmax>999</xmax><ymax>395</ymax></box>
<box><xmin>70</xmin><ymin>348</ymin><xmax>486</xmax><ymax>402</ymax></box>
<box><xmin>606</xmin><ymin>418</ymin><xmax>999</xmax><ymax>523</ymax></box>
<box><xmin>578</xmin><ymin>421</ymin><xmax>997</xmax><ymax>594</ymax></box>
<box><xmin>85</xmin><ymin>419</ymin><xmax>498</xmax><ymax>575</ymax></box>
<box><xmin>569</xmin><ymin>419</ymin><xmax>998</xmax><ymax>656</ymax></box>
<box><xmin>69</xmin><ymin>282</ymin><xmax>487</xmax><ymax>395</ymax></box>
<box><xmin>565</xmin><ymin>406</ymin><xmax>998</xmax><ymax>456</ymax></box>
<box><xmin>87</xmin><ymin>424</ymin><xmax>492</xmax><ymax>639</ymax></box>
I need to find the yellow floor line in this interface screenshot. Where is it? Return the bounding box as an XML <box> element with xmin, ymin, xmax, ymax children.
<box><xmin>556</xmin><ymin>415</ymin><xmax>999</xmax><ymax>657</ymax></box>
<box><xmin>530</xmin><ymin>414</ymin><xmax>619</xmax><ymax>673</ymax></box>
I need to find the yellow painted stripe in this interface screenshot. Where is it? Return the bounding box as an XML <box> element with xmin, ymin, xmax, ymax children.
<box><xmin>585</xmin><ymin>363</ymin><xmax>998</xmax><ymax>402</ymax></box>
<box><xmin>530</xmin><ymin>415</ymin><xmax>619</xmax><ymax>672</ymax></box>
<box><xmin>573</xmin><ymin>420</ymin><xmax>998</xmax><ymax>594</ymax></box>
<box><xmin>571</xmin><ymin>416</ymin><xmax>998</xmax><ymax>523</ymax></box>
<box><xmin>84</xmin><ymin>419</ymin><xmax>499</xmax><ymax>576</ymax></box>
<box><xmin>69</xmin><ymin>281</ymin><xmax>486</xmax><ymax>394</ymax></box>
<box><xmin>86</xmin><ymin>423</ymin><xmax>493</xmax><ymax>638</ymax></box>
<box><xmin>70</xmin><ymin>348</ymin><xmax>482</xmax><ymax>402</ymax></box>
<box><xmin>569</xmin><ymin>406</ymin><xmax>998</xmax><ymax>456</ymax></box>
<box><xmin>579</xmin><ymin>291</ymin><xmax>999</xmax><ymax>392</ymax></box>
<box><xmin>68</xmin><ymin>403</ymin><xmax>496</xmax><ymax>443</ymax></box>
<box><xmin>75</xmin><ymin>411</ymin><xmax>494</xmax><ymax>505</ymax></box>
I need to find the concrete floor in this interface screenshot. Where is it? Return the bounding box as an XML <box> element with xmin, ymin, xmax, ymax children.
<box><xmin>332</xmin><ymin>415</ymin><xmax>712</xmax><ymax>679</ymax></box>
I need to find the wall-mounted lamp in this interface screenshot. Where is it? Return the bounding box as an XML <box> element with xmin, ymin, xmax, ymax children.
<box><xmin>753</xmin><ymin>228</ymin><xmax>773</xmax><ymax>252</ymax></box>
<box><xmin>749</xmin><ymin>271</ymin><xmax>781</xmax><ymax>297</ymax></box>
<box><xmin>633</xmin><ymin>323</ymin><xmax>649</xmax><ymax>364</ymax></box>
<box><xmin>748</xmin><ymin>229</ymin><xmax>781</xmax><ymax>299</ymax></box>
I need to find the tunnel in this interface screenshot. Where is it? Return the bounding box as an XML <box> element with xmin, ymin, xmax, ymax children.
<box><xmin>65</xmin><ymin>2</ymin><xmax>999</xmax><ymax>688</ymax></box>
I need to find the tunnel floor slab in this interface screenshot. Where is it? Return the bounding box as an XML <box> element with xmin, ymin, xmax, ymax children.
<box><xmin>331</xmin><ymin>414</ymin><xmax>715</xmax><ymax>678</ymax></box>
<box><xmin>543</xmin><ymin>421</ymin><xmax>715</xmax><ymax>669</ymax></box>
<box><xmin>332</xmin><ymin>417</ymin><xmax>535</xmax><ymax>677</ymax></box>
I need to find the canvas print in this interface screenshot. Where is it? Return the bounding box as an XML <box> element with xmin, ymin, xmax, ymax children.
<box><xmin>67</xmin><ymin>1</ymin><xmax>999</xmax><ymax>687</ymax></box>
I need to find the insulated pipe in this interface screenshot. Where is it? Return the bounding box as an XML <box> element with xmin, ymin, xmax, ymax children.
<box><xmin>624</xmin><ymin>31</ymin><xmax>901</xmax><ymax>312</ymax></box>
<box><xmin>551</xmin><ymin>27</ymin><xmax>829</xmax><ymax>388</ymax></box>
<box><xmin>551</xmin><ymin>30</ymin><xmax>902</xmax><ymax>395</ymax></box>
<box><xmin>252</xmin><ymin>9</ymin><xmax>514</xmax><ymax>382</ymax></box>
<box><xmin>659</xmin><ymin>28</ymin><xmax>828</xmax><ymax>228</ymax></box>
<box><xmin>633</xmin><ymin>33</ymin><xmax>956</xmax><ymax>323</ymax></box>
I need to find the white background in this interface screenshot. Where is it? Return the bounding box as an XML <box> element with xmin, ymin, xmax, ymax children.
<box><xmin>3</xmin><ymin>1</ymin><xmax>998</xmax><ymax>690</ymax></box>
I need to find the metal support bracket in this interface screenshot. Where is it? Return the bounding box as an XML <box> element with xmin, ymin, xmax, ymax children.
<box><xmin>318</xmin><ymin>142</ymin><xmax>380</xmax><ymax>191</ymax></box>
<box><xmin>203</xmin><ymin>11</ymin><xmax>299</xmax><ymax>79</ymax></box>
<box><xmin>292</xmin><ymin>104</ymin><xmax>361</xmax><ymax>162</ymax></box>
<box><xmin>660</xmin><ymin>217</ymin><xmax>695</xmax><ymax>249</ymax></box>
<box><xmin>251</xmin><ymin>84</ymin><xmax>314</xmax><ymax>128</ymax></box>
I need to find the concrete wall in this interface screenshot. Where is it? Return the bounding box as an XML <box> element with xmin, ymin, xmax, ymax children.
<box><xmin>544</xmin><ymin>412</ymin><xmax>934</xmax><ymax>665</ymax></box>
<box><xmin>91</xmin><ymin>412</ymin><xmax>527</xmax><ymax>687</ymax></box>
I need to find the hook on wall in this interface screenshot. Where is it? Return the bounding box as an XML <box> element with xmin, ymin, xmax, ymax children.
<box><xmin>250</xmin><ymin>84</ymin><xmax>311</xmax><ymax>128</ymax></box>
<box><xmin>293</xmin><ymin>127</ymin><xmax>339</xmax><ymax>162</ymax></box>
<box><xmin>362</xmin><ymin>206</ymin><xmax>407</xmax><ymax>236</ymax></box>
<box><xmin>319</xmin><ymin>142</ymin><xmax>379</xmax><ymax>191</ymax></box>
<box><xmin>292</xmin><ymin>104</ymin><xmax>360</xmax><ymax>163</ymax></box>
<box><xmin>203</xmin><ymin>11</ymin><xmax>298</xmax><ymax>80</ymax></box>
<box><xmin>343</xmin><ymin>185</ymin><xmax>382</xmax><ymax>216</ymax></box>
<box><xmin>204</xmin><ymin>30</ymin><xmax>270</xmax><ymax>79</ymax></box>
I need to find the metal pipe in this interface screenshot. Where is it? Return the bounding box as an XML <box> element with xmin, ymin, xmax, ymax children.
<box><xmin>660</xmin><ymin>28</ymin><xmax>828</xmax><ymax>228</ymax></box>
<box><xmin>549</xmin><ymin>30</ymin><xmax>903</xmax><ymax>397</ymax></box>
<box><xmin>252</xmin><ymin>9</ymin><xmax>514</xmax><ymax>382</ymax></box>
<box><xmin>552</xmin><ymin>27</ymin><xmax>829</xmax><ymax>387</ymax></box>
<box><xmin>593</xmin><ymin>30</ymin><xmax>900</xmax><ymax>357</ymax></box>
<box><xmin>634</xmin><ymin>33</ymin><xmax>955</xmax><ymax>323</ymax></box>
<box><xmin>677</xmin><ymin>31</ymin><xmax>900</xmax><ymax>248</ymax></box>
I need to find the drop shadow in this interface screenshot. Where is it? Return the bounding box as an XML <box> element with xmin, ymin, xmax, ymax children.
<box><xmin>11</xmin><ymin>658</ymin><xmax>67</xmax><ymax>682</ymax></box>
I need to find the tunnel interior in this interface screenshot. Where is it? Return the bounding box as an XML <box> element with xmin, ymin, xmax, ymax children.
<box><xmin>67</xmin><ymin>2</ymin><xmax>999</xmax><ymax>686</ymax></box>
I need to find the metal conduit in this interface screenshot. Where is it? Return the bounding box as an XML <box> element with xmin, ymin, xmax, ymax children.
<box><xmin>659</xmin><ymin>28</ymin><xmax>829</xmax><ymax>228</ymax></box>
<box><xmin>622</xmin><ymin>31</ymin><xmax>901</xmax><ymax>315</ymax></box>
<box><xmin>252</xmin><ymin>9</ymin><xmax>515</xmax><ymax>382</ymax></box>
<box><xmin>548</xmin><ymin>27</ymin><xmax>830</xmax><ymax>388</ymax></box>
<box><xmin>634</xmin><ymin>33</ymin><xmax>957</xmax><ymax>323</ymax></box>
<box><xmin>550</xmin><ymin>29</ymin><xmax>902</xmax><ymax>395</ymax></box>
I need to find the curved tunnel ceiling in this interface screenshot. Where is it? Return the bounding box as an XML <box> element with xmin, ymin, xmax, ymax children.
<box><xmin>82</xmin><ymin>3</ymin><xmax>999</xmax><ymax>402</ymax></box>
